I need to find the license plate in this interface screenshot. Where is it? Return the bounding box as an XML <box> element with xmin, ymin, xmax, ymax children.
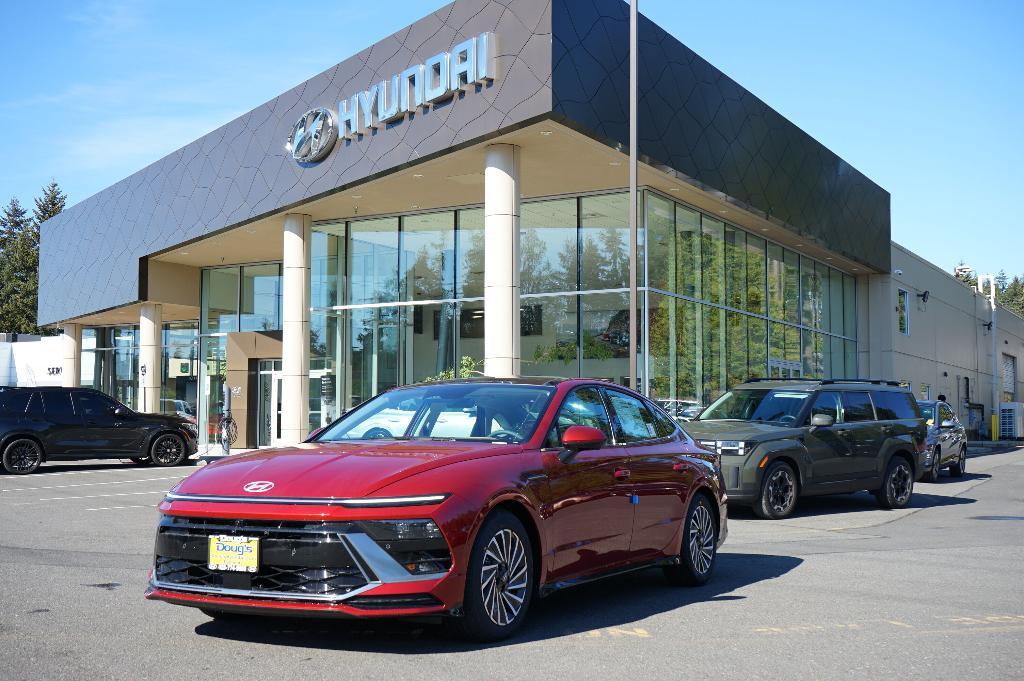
<box><xmin>208</xmin><ymin>535</ymin><xmax>259</xmax><ymax>573</ymax></box>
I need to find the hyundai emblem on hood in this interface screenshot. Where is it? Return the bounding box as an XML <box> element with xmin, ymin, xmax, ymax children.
<box><xmin>242</xmin><ymin>481</ymin><xmax>275</xmax><ymax>493</ymax></box>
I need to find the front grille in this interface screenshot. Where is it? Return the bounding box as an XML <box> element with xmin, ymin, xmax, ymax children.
<box><xmin>154</xmin><ymin>516</ymin><xmax>373</xmax><ymax>599</ymax></box>
<box><xmin>347</xmin><ymin>594</ymin><xmax>444</xmax><ymax>610</ymax></box>
<box><xmin>155</xmin><ymin>557</ymin><xmax>367</xmax><ymax>597</ymax></box>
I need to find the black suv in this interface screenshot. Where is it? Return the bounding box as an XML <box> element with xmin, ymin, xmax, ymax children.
<box><xmin>683</xmin><ymin>379</ymin><xmax>927</xmax><ymax>519</ymax></box>
<box><xmin>0</xmin><ymin>387</ymin><xmax>198</xmax><ymax>474</ymax></box>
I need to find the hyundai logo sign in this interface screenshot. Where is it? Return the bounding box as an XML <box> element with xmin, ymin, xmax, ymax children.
<box><xmin>287</xmin><ymin>32</ymin><xmax>496</xmax><ymax>165</ymax></box>
<box><xmin>242</xmin><ymin>480</ymin><xmax>275</xmax><ymax>493</ymax></box>
<box><xmin>287</xmin><ymin>108</ymin><xmax>338</xmax><ymax>163</ymax></box>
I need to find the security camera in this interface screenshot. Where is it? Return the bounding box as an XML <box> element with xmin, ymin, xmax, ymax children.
<box><xmin>894</xmin><ymin>268</ymin><xmax>904</xmax><ymax>276</ymax></box>
<box><xmin>917</xmin><ymin>290</ymin><xmax>930</xmax><ymax>303</ymax></box>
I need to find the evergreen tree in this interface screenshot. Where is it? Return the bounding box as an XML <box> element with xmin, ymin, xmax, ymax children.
<box><xmin>0</xmin><ymin>182</ymin><xmax>66</xmax><ymax>335</ymax></box>
<box><xmin>0</xmin><ymin>197</ymin><xmax>29</xmax><ymax>253</ymax></box>
<box><xmin>32</xmin><ymin>180</ymin><xmax>66</xmax><ymax>226</ymax></box>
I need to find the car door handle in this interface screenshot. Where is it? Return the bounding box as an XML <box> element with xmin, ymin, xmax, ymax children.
<box><xmin>613</xmin><ymin>467</ymin><xmax>631</xmax><ymax>480</ymax></box>
<box><xmin>881</xmin><ymin>426</ymin><xmax>894</xmax><ymax>434</ymax></box>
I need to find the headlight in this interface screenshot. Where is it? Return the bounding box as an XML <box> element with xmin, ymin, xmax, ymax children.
<box><xmin>359</xmin><ymin>519</ymin><xmax>451</xmax><ymax>574</ymax></box>
<box><xmin>360</xmin><ymin>519</ymin><xmax>442</xmax><ymax>541</ymax></box>
<box><xmin>700</xmin><ymin>440</ymin><xmax>755</xmax><ymax>456</ymax></box>
<box><xmin>181</xmin><ymin>422</ymin><xmax>198</xmax><ymax>436</ymax></box>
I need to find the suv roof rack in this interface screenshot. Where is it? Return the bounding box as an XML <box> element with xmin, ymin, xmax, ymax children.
<box><xmin>742</xmin><ymin>377</ymin><xmax>906</xmax><ymax>387</ymax></box>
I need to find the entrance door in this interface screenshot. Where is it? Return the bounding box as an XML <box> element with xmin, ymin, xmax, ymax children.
<box><xmin>257</xmin><ymin>360</ymin><xmax>284</xmax><ymax>448</ymax></box>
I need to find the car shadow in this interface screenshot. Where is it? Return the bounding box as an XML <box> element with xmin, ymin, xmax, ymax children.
<box><xmin>193</xmin><ymin>552</ymin><xmax>802</xmax><ymax>651</ymax></box>
<box><xmin>3</xmin><ymin>460</ymin><xmax>153</xmax><ymax>475</ymax></box>
<box><xmin>728</xmin><ymin>483</ymin><xmax>983</xmax><ymax>520</ymax></box>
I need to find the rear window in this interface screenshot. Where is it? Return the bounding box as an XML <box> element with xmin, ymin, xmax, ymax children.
<box><xmin>873</xmin><ymin>391</ymin><xmax>921</xmax><ymax>420</ymax></box>
<box><xmin>841</xmin><ymin>391</ymin><xmax>875</xmax><ymax>422</ymax></box>
<box><xmin>42</xmin><ymin>391</ymin><xmax>76</xmax><ymax>417</ymax></box>
<box><xmin>0</xmin><ymin>390</ymin><xmax>32</xmax><ymax>415</ymax></box>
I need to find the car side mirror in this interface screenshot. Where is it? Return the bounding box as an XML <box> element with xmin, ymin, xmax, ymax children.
<box><xmin>559</xmin><ymin>425</ymin><xmax>606</xmax><ymax>462</ymax></box>
<box><xmin>939</xmin><ymin>419</ymin><xmax>956</xmax><ymax>429</ymax></box>
<box><xmin>307</xmin><ymin>426</ymin><xmax>325</xmax><ymax>440</ymax></box>
<box><xmin>810</xmin><ymin>413</ymin><xmax>834</xmax><ymax>428</ymax></box>
<box><xmin>113</xmin><ymin>406</ymin><xmax>128</xmax><ymax>417</ymax></box>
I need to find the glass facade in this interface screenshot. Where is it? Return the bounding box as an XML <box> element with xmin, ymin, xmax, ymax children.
<box><xmin>80</xmin><ymin>326</ymin><xmax>139</xmax><ymax>407</ymax></box>
<box><xmin>308</xmin><ymin>188</ymin><xmax>856</xmax><ymax>420</ymax></box>
<box><xmin>161</xmin><ymin>321</ymin><xmax>198</xmax><ymax>419</ymax></box>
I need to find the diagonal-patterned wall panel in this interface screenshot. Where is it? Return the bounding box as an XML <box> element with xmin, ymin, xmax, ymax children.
<box><xmin>39</xmin><ymin>0</ymin><xmax>554</xmax><ymax>325</ymax></box>
<box><xmin>550</xmin><ymin>0</ymin><xmax>890</xmax><ymax>273</ymax></box>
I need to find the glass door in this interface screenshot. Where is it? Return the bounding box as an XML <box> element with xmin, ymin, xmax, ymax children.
<box><xmin>257</xmin><ymin>360</ymin><xmax>283</xmax><ymax>448</ymax></box>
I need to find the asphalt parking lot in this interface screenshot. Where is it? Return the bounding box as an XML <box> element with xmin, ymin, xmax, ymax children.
<box><xmin>1</xmin><ymin>447</ymin><xmax>1022</xmax><ymax>681</ymax></box>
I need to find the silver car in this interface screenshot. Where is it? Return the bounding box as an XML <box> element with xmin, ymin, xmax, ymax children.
<box><xmin>917</xmin><ymin>400</ymin><xmax>968</xmax><ymax>481</ymax></box>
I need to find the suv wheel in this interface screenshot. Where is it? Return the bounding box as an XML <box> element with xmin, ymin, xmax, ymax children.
<box><xmin>754</xmin><ymin>461</ymin><xmax>798</xmax><ymax>519</ymax></box>
<box><xmin>150</xmin><ymin>434</ymin><xmax>187</xmax><ymax>467</ymax></box>
<box><xmin>922</xmin><ymin>447</ymin><xmax>941</xmax><ymax>483</ymax></box>
<box><xmin>949</xmin><ymin>446</ymin><xmax>967</xmax><ymax>478</ymax></box>
<box><xmin>2</xmin><ymin>438</ymin><xmax>43</xmax><ymax>474</ymax></box>
<box><xmin>664</xmin><ymin>493</ymin><xmax>718</xmax><ymax>586</ymax></box>
<box><xmin>876</xmin><ymin>456</ymin><xmax>914</xmax><ymax>509</ymax></box>
<box><xmin>448</xmin><ymin>510</ymin><xmax>533</xmax><ymax>642</ymax></box>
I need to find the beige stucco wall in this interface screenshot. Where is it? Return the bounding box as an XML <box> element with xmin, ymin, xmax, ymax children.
<box><xmin>862</xmin><ymin>242</ymin><xmax>1024</xmax><ymax>434</ymax></box>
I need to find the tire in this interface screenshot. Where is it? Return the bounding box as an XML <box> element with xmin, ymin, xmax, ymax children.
<box><xmin>129</xmin><ymin>456</ymin><xmax>151</xmax><ymax>466</ymax></box>
<box><xmin>753</xmin><ymin>460</ymin><xmax>798</xmax><ymax>519</ymax></box>
<box><xmin>949</xmin><ymin>446</ymin><xmax>967</xmax><ymax>478</ymax></box>
<box><xmin>922</xmin><ymin>447</ymin><xmax>941</xmax><ymax>483</ymax></box>
<box><xmin>875</xmin><ymin>456</ymin><xmax>914</xmax><ymax>509</ymax></box>
<box><xmin>150</xmin><ymin>433</ymin><xmax>188</xmax><ymax>467</ymax></box>
<box><xmin>448</xmin><ymin>510</ymin><xmax>534</xmax><ymax>642</ymax></box>
<box><xmin>664</xmin><ymin>493</ymin><xmax>718</xmax><ymax>586</ymax></box>
<box><xmin>2</xmin><ymin>438</ymin><xmax>43</xmax><ymax>475</ymax></box>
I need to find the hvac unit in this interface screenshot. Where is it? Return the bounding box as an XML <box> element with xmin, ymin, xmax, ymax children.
<box><xmin>999</xmin><ymin>402</ymin><xmax>1024</xmax><ymax>439</ymax></box>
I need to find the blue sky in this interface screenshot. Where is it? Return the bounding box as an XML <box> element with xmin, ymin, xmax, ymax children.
<box><xmin>1</xmin><ymin>0</ymin><xmax>1021</xmax><ymax>275</ymax></box>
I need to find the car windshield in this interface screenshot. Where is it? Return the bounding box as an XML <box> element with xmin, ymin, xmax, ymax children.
<box><xmin>919</xmin><ymin>404</ymin><xmax>935</xmax><ymax>422</ymax></box>
<box><xmin>697</xmin><ymin>389</ymin><xmax>811</xmax><ymax>424</ymax></box>
<box><xmin>315</xmin><ymin>383</ymin><xmax>555</xmax><ymax>444</ymax></box>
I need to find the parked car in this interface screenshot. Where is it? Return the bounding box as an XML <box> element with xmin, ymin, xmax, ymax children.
<box><xmin>917</xmin><ymin>400</ymin><xmax>968</xmax><ymax>481</ymax></box>
<box><xmin>146</xmin><ymin>378</ymin><xmax>726</xmax><ymax>641</ymax></box>
<box><xmin>682</xmin><ymin>379</ymin><xmax>928</xmax><ymax>519</ymax></box>
<box><xmin>0</xmin><ymin>386</ymin><xmax>198</xmax><ymax>474</ymax></box>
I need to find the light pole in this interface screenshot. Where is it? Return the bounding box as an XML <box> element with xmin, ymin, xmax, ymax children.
<box><xmin>627</xmin><ymin>0</ymin><xmax>639</xmax><ymax>391</ymax></box>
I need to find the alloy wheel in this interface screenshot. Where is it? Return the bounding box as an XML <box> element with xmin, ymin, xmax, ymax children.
<box><xmin>480</xmin><ymin>528</ymin><xmax>529</xmax><ymax>627</ymax></box>
<box><xmin>888</xmin><ymin>462</ymin><xmax>912</xmax><ymax>505</ymax></box>
<box><xmin>688</xmin><ymin>501</ymin><xmax>715</xmax><ymax>575</ymax></box>
<box><xmin>151</xmin><ymin>435</ymin><xmax>184</xmax><ymax>466</ymax></box>
<box><xmin>4</xmin><ymin>440</ymin><xmax>41</xmax><ymax>473</ymax></box>
<box><xmin>765</xmin><ymin>467</ymin><xmax>795</xmax><ymax>515</ymax></box>
<box><xmin>959</xmin><ymin>449</ymin><xmax>967</xmax><ymax>474</ymax></box>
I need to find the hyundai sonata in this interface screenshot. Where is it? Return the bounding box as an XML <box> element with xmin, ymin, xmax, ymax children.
<box><xmin>145</xmin><ymin>378</ymin><xmax>727</xmax><ymax>641</ymax></box>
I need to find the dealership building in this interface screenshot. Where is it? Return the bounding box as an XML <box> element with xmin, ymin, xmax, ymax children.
<box><xmin>34</xmin><ymin>0</ymin><xmax>1024</xmax><ymax>450</ymax></box>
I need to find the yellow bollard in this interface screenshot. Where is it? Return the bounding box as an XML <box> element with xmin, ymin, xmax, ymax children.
<box><xmin>991</xmin><ymin>413</ymin><xmax>999</xmax><ymax>442</ymax></box>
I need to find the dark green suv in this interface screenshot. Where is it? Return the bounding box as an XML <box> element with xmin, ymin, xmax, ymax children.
<box><xmin>682</xmin><ymin>379</ymin><xmax>927</xmax><ymax>519</ymax></box>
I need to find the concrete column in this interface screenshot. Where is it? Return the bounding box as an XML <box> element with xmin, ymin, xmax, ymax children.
<box><xmin>137</xmin><ymin>303</ymin><xmax>162</xmax><ymax>413</ymax></box>
<box><xmin>60</xmin><ymin>323</ymin><xmax>81</xmax><ymax>388</ymax></box>
<box><xmin>483</xmin><ymin>144</ymin><xmax>521</xmax><ymax>377</ymax></box>
<box><xmin>281</xmin><ymin>213</ymin><xmax>312</xmax><ymax>445</ymax></box>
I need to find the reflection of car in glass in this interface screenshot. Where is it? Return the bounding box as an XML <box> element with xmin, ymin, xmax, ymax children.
<box><xmin>0</xmin><ymin>387</ymin><xmax>198</xmax><ymax>474</ymax></box>
<box><xmin>683</xmin><ymin>379</ymin><xmax>927</xmax><ymax>519</ymax></box>
<box><xmin>160</xmin><ymin>399</ymin><xmax>197</xmax><ymax>423</ymax></box>
<box><xmin>917</xmin><ymin>400</ymin><xmax>968</xmax><ymax>481</ymax></box>
<box><xmin>146</xmin><ymin>378</ymin><xmax>726</xmax><ymax>641</ymax></box>
<box><xmin>656</xmin><ymin>399</ymin><xmax>702</xmax><ymax>422</ymax></box>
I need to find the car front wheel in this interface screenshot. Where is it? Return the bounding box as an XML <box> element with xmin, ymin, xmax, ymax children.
<box><xmin>150</xmin><ymin>434</ymin><xmax>188</xmax><ymax>467</ymax></box>
<box><xmin>922</xmin><ymin>447</ymin><xmax>941</xmax><ymax>483</ymax></box>
<box><xmin>2</xmin><ymin>438</ymin><xmax>43</xmax><ymax>474</ymax></box>
<box><xmin>754</xmin><ymin>460</ymin><xmax>798</xmax><ymax>519</ymax></box>
<box><xmin>876</xmin><ymin>456</ymin><xmax>914</xmax><ymax>509</ymax></box>
<box><xmin>949</xmin><ymin>446</ymin><xmax>967</xmax><ymax>478</ymax></box>
<box><xmin>449</xmin><ymin>510</ymin><xmax>533</xmax><ymax>642</ymax></box>
<box><xmin>664</xmin><ymin>493</ymin><xmax>718</xmax><ymax>586</ymax></box>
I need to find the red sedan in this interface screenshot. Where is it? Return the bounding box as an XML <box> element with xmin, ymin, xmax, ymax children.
<box><xmin>146</xmin><ymin>378</ymin><xmax>727</xmax><ymax>641</ymax></box>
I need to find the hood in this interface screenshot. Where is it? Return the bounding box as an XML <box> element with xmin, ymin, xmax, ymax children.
<box><xmin>174</xmin><ymin>440</ymin><xmax>517</xmax><ymax>499</ymax></box>
<box><xmin>142</xmin><ymin>412</ymin><xmax>192</xmax><ymax>427</ymax></box>
<box><xmin>682</xmin><ymin>419</ymin><xmax>804</xmax><ymax>442</ymax></box>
